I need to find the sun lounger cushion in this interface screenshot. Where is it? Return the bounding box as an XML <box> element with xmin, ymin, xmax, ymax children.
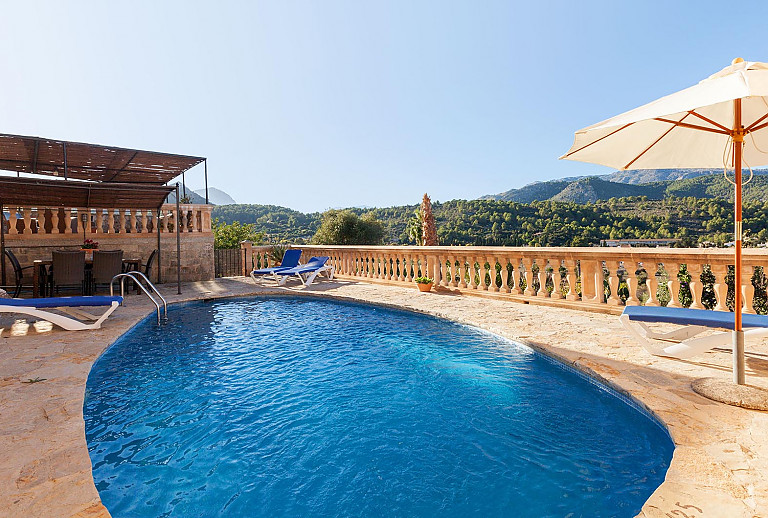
<box><xmin>0</xmin><ymin>296</ymin><xmax>123</xmax><ymax>308</ymax></box>
<box><xmin>622</xmin><ymin>306</ymin><xmax>768</xmax><ymax>330</ymax></box>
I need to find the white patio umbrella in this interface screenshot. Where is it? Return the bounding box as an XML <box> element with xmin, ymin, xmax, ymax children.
<box><xmin>561</xmin><ymin>58</ymin><xmax>768</xmax><ymax>385</ymax></box>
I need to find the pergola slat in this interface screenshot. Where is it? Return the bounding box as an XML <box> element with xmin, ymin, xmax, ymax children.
<box><xmin>0</xmin><ymin>134</ymin><xmax>204</xmax><ymax>184</ymax></box>
<box><xmin>0</xmin><ymin>176</ymin><xmax>174</xmax><ymax>209</ymax></box>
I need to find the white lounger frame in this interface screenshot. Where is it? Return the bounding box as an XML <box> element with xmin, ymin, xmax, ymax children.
<box><xmin>0</xmin><ymin>301</ymin><xmax>120</xmax><ymax>331</ymax></box>
<box><xmin>619</xmin><ymin>313</ymin><xmax>768</xmax><ymax>359</ymax></box>
<box><xmin>276</xmin><ymin>265</ymin><xmax>335</xmax><ymax>287</ymax></box>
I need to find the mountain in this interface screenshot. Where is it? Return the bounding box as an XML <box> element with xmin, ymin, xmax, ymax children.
<box><xmin>482</xmin><ymin>169</ymin><xmax>768</xmax><ymax>204</ymax></box>
<box><xmin>194</xmin><ymin>187</ymin><xmax>236</xmax><ymax>205</ymax></box>
<box><xmin>166</xmin><ymin>187</ymin><xmax>206</xmax><ymax>204</ymax></box>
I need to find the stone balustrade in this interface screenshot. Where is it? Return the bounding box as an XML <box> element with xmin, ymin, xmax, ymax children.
<box><xmin>2</xmin><ymin>204</ymin><xmax>214</xmax><ymax>283</ymax></box>
<box><xmin>290</xmin><ymin>245</ymin><xmax>768</xmax><ymax>314</ymax></box>
<box><xmin>2</xmin><ymin>204</ymin><xmax>212</xmax><ymax>236</ymax></box>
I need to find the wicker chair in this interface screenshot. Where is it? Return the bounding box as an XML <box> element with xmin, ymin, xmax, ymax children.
<box><xmin>91</xmin><ymin>250</ymin><xmax>124</xmax><ymax>294</ymax></box>
<box><xmin>2</xmin><ymin>249</ymin><xmax>34</xmax><ymax>298</ymax></box>
<box><xmin>50</xmin><ymin>251</ymin><xmax>86</xmax><ymax>296</ymax></box>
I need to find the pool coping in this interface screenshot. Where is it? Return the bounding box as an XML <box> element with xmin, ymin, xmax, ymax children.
<box><xmin>1</xmin><ymin>277</ymin><xmax>766</xmax><ymax>517</ymax></box>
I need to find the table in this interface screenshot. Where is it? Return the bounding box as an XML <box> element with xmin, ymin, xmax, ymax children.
<box><xmin>32</xmin><ymin>258</ymin><xmax>141</xmax><ymax>297</ymax></box>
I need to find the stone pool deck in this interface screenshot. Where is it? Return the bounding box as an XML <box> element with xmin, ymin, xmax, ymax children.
<box><xmin>1</xmin><ymin>277</ymin><xmax>767</xmax><ymax>518</ymax></box>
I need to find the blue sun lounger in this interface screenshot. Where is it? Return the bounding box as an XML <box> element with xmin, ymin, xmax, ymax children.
<box><xmin>0</xmin><ymin>295</ymin><xmax>123</xmax><ymax>331</ymax></box>
<box><xmin>619</xmin><ymin>305</ymin><xmax>768</xmax><ymax>359</ymax></box>
<box><xmin>250</xmin><ymin>249</ymin><xmax>302</xmax><ymax>282</ymax></box>
<box><xmin>274</xmin><ymin>256</ymin><xmax>334</xmax><ymax>287</ymax></box>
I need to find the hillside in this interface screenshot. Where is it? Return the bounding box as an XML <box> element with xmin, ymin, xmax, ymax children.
<box><xmin>212</xmin><ymin>196</ymin><xmax>768</xmax><ymax>248</ymax></box>
<box><xmin>549</xmin><ymin>177</ymin><xmax>666</xmax><ymax>204</ymax></box>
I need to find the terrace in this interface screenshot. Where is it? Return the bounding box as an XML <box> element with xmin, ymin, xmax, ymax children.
<box><xmin>2</xmin><ymin>274</ymin><xmax>767</xmax><ymax>517</ymax></box>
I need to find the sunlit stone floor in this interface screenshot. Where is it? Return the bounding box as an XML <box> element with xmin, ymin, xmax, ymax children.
<box><xmin>1</xmin><ymin>276</ymin><xmax>766</xmax><ymax>517</ymax></box>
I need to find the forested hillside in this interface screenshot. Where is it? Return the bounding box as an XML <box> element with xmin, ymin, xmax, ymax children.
<box><xmin>483</xmin><ymin>170</ymin><xmax>768</xmax><ymax>203</ymax></box>
<box><xmin>212</xmin><ymin>197</ymin><xmax>768</xmax><ymax>247</ymax></box>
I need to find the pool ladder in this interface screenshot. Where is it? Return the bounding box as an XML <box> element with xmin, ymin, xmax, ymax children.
<box><xmin>110</xmin><ymin>271</ymin><xmax>168</xmax><ymax>324</ymax></box>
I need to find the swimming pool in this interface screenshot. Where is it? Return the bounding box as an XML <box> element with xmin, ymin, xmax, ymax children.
<box><xmin>84</xmin><ymin>297</ymin><xmax>673</xmax><ymax>517</ymax></box>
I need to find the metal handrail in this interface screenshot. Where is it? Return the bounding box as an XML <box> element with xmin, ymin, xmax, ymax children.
<box><xmin>123</xmin><ymin>270</ymin><xmax>168</xmax><ymax>318</ymax></box>
<box><xmin>110</xmin><ymin>273</ymin><xmax>167</xmax><ymax>324</ymax></box>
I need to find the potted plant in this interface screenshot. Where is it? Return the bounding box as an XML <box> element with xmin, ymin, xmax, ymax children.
<box><xmin>414</xmin><ymin>276</ymin><xmax>434</xmax><ymax>292</ymax></box>
<box><xmin>81</xmin><ymin>239</ymin><xmax>99</xmax><ymax>260</ymax></box>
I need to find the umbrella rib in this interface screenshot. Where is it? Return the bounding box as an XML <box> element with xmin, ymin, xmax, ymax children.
<box><xmin>561</xmin><ymin>123</ymin><xmax>633</xmax><ymax>158</ymax></box>
<box><xmin>624</xmin><ymin>113</ymin><xmax>693</xmax><ymax>170</ymax></box>
<box><xmin>746</xmin><ymin>112</ymin><xmax>768</xmax><ymax>132</ymax></box>
<box><xmin>688</xmin><ymin>110</ymin><xmax>730</xmax><ymax>132</ymax></box>
<box><xmin>653</xmin><ymin>117</ymin><xmax>730</xmax><ymax>135</ymax></box>
<box><xmin>748</xmin><ymin>120</ymin><xmax>768</xmax><ymax>134</ymax></box>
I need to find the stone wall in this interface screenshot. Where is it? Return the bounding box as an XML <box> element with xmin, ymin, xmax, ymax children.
<box><xmin>2</xmin><ymin>233</ymin><xmax>214</xmax><ymax>284</ymax></box>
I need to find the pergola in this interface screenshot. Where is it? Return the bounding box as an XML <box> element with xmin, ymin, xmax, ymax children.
<box><xmin>0</xmin><ymin>133</ymin><xmax>208</xmax><ymax>295</ymax></box>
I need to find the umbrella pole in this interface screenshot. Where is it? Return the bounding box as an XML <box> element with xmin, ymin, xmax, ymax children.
<box><xmin>733</xmin><ymin>98</ymin><xmax>745</xmax><ymax>385</ymax></box>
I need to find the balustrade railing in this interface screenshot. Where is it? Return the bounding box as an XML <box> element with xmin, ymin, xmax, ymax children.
<box><xmin>292</xmin><ymin>245</ymin><xmax>768</xmax><ymax>314</ymax></box>
<box><xmin>1</xmin><ymin>204</ymin><xmax>212</xmax><ymax>236</ymax></box>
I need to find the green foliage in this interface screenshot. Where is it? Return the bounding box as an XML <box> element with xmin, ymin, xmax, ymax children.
<box><xmin>311</xmin><ymin>210</ymin><xmax>385</xmax><ymax>245</ymax></box>
<box><xmin>212</xmin><ymin>196</ymin><xmax>768</xmax><ymax>248</ymax></box>
<box><xmin>407</xmin><ymin>209</ymin><xmax>423</xmax><ymax>245</ymax></box>
<box><xmin>414</xmin><ymin>276</ymin><xmax>433</xmax><ymax>284</ymax></box>
<box><xmin>213</xmin><ymin>218</ymin><xmax>263</xmax><ymax>249</ymax></box>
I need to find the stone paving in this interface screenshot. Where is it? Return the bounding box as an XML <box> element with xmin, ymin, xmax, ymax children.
<box><xmin>1</xmin><ymin>277</ymin><xmax>767</xmax><ymax>518</ymax></box>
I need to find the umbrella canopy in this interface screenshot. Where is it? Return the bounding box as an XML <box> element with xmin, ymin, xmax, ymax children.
<box><xmin>561</xmin><ymin>58</ymin><xmax>766</xmax><ymax>385</ymax></box>
<box><xmin>561</xmin><ymin>59</ymin><xmax>768</xmax><ymax>170</ymax></box>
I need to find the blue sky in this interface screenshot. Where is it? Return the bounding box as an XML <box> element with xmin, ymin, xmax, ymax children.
<box><xmin>2</xmin><ymin>1</ymin><xmax>768</xmax><ymax>212</ymax></box>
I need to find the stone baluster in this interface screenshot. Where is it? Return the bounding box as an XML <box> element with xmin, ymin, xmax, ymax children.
<box><xmin>624</xmin><ymin>261</ymin><xmax>640</xmax><ymax>306</ymax></box>
<box><xmin>7</xmin><ymin>208</ymin><xmax>17</xmax><ymax>235</ymax></box>
<box><xmin>643</xmin><ymin>263</ymin><xmax>659</xmax><ymax>306</ymax></box>
<box><xmin>743</xmin><ymin>267</ymin><xmax>757</xmax><ymax>314</ymax></box>
<box><xmin>500</xmin><ymin>258</ymin><xmax>510</xmax><ymax>294</ymax></box>
<box><xmin>452</xmin><ymin>256</ymin><xmax>462</xmax><ymax>288</ymax></box>
<box><xmin>445</xmin><ymin>255</ymin><xmax>459</xmax><ymax>288</ymax></box>
<box><xmin>476</xmin><ymin>258</ymin><xmax>487</xmax><ymax>290</ymax></box>
<box><xmin>564</xmin><ymin>260</ymin><xmax>579</xmax><ymax>301</ymax></box>
<box><xmin>50</xmin><ymin>208</ymin><xmax>60</xmax><ymax>234</ymax></box>
<box><xmin>536</xmin><ymin>260</ymin><xmax>548</xmax><ymax>297</ymax></box>
<box><xmin>485</xmin><ymin>256</ymin><xmax>496</xmax><ymax>292</ymax></box>
<box><xmin>711</xmin><ymin>264</ymin><xmax>729</xmax><ymax>311</ymax></box>
<box><xmin>74</xmin><ymin>209</ymin><xmax>84</xmax><ymax>235</ymax></box>
<box><xmin>140</xmin><ymin>211</ymin><xmax>149</xmax><ymax>233</ymax></box>
<box><xmin>522</xmin><ymin>258</ymin><xmax>535</xmax><ymax>296</ymax></box>
<box><xmin>549</xmin><ymin>258</ymin><xmax>564</xmax><ymax>299</ymax></box>
<box><xmin>508</xmin><ymin>258</ymin><xmax>520</xmax><ymax>295</ymax></box>
<box><xmin>465</xmin><ymin>256</ymin><xmax>477</xmax><ymax>290</ymax></box>
<box><xmin>455</xmin><ymin>256</ymin><xmax>466</xmax><ymax>288</ymax></box>
<box><xmin>94</xmin><ymin>210</ymin><xmax>103</xmax><ymax>234</ymax></box>
<box><xmin>605</xmin><ymin>260</ymin><xmax>622</xmax><ymax>306</ymax></box>
<box><xmin>687</xmin><ymin>263</ymin><xmax>705</xmax><ymax>310</ymax></box>
<box><xmin>666</xmin><ymin>263</ymin><xmax>683</xmax><ymax>308</ymax></box>
<box><xmin>21</xmin><ymin>208</ymin><xmax>31</xmax><ymax>234</ymax></box>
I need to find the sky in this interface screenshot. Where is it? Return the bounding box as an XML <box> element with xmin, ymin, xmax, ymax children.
<box><xmin>2</xmin><ymin>1</ymin><xmax>768</xmax><ymax>212</ymax></box>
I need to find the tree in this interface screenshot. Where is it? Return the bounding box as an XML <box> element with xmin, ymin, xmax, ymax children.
<box><xmin>421</xmin><ymin>193</ymin><xmax>438</xmax><ymax>246</ymax></box>
<box><xmin>213</xmin><ymin>219</ymin><xmax>263</xmax><ymax>249</ymax></box>
<box><xmin>312</xmin><ymin>210</ymin><xmax>384</xmax><ymax>245</ymax></box>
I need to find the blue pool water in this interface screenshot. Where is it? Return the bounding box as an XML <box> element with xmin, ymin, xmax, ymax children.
<box><xmin>84</xmin><ymin>297</ymin><xmax>673</xmax><ymax>517</ymax></box>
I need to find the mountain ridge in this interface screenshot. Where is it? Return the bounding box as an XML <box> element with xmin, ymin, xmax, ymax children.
<box><xmin>481</xmin><ymin>169</ymin><xmax>768</xmax><ymax>204</ymax></box>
